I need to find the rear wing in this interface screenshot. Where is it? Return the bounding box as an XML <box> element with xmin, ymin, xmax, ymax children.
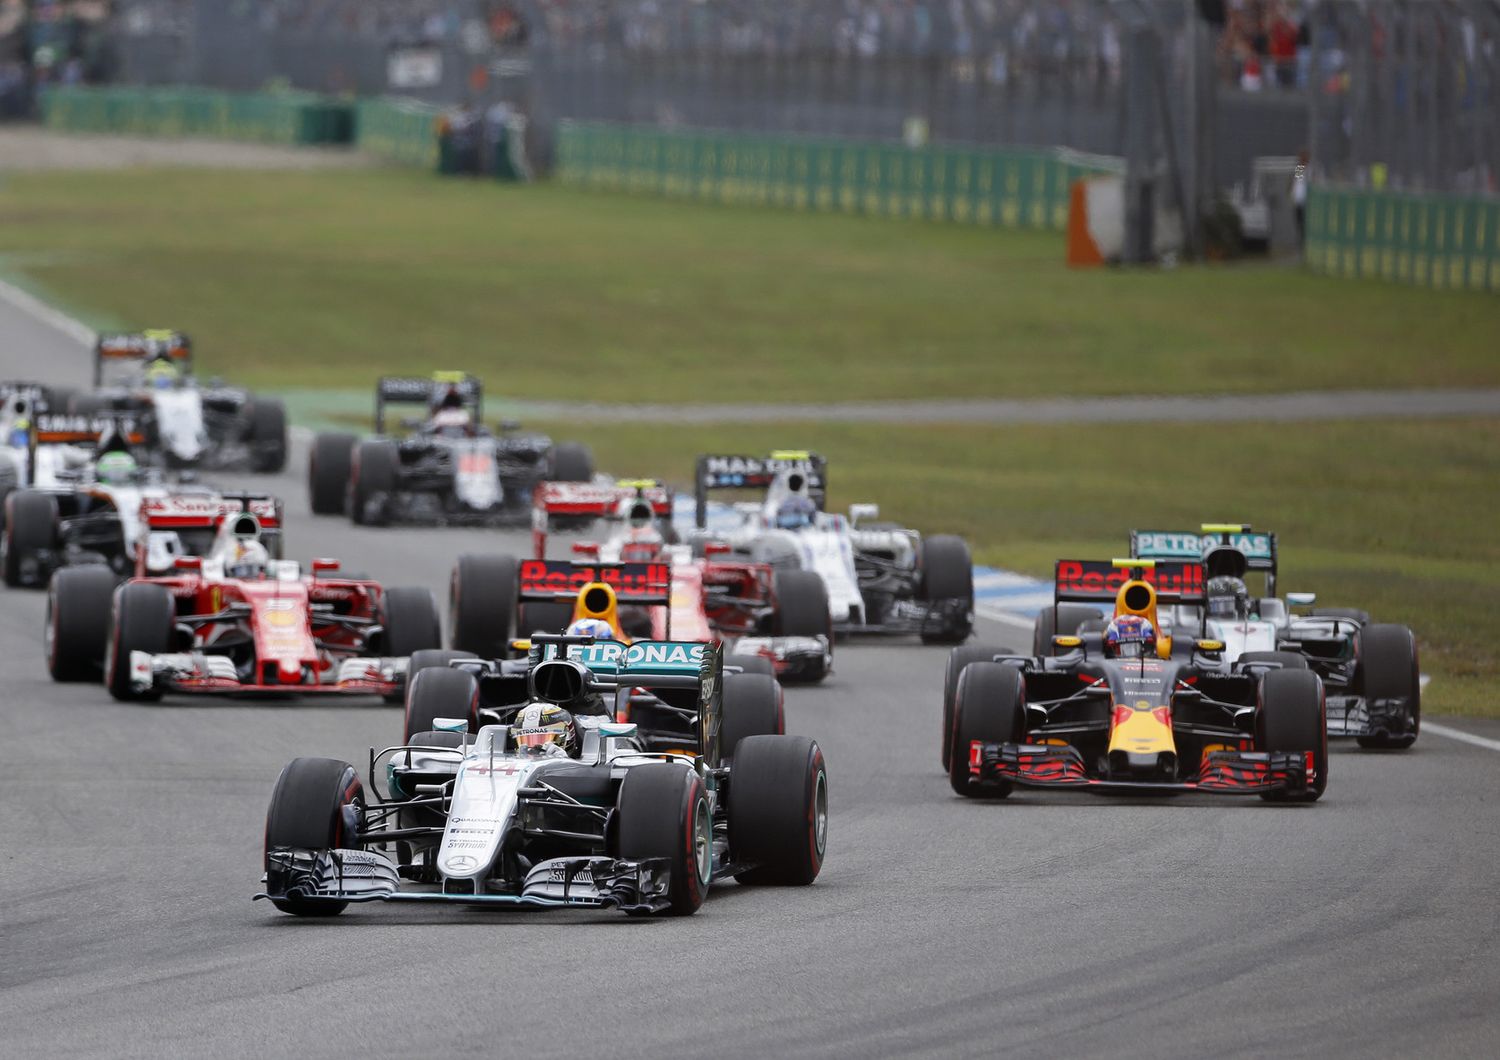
<box><xmin>140</xmin><ymin>491</ymin><xmax>283</xmax><ymax>532</ymax></box>
<box><xmin>1054</xmin><ymin>559</ymin><xmax>1205</xmax><ymax>605</ymax></box>
<box><xmin>375</xmin><ymin>371</ymin><xmax>482</xmax><ymax>433</ymax></box>
<box><xmin>1131</xmin><ymin>525</ymin><xmax>1278</xmax><ymax>594</ymax></box>
<box><xmin>693</xmin><ymin>451</ymin><xmax>826</xmax><ymax>528</ymax></box>
<box><xmin>516</xmin><ymin>558</ymin><xmax>672</xmax><ymax>605</ymax></box>
<box><xmin>0</xmin><ymin>381</ymin><xmax>50</xmax><ymax>415</ymax></box>
<box><xmin>94</xmin><ymin>331</ymin><xmax>191</xmax><ymax>387</ymax></box>
<box><xmin>26</xmin><ymin>412</ymin><xmax>144</xmax><ymax>484</ymax></box>
<box><xmin>530</xmin><ymin>479</ymin><xmax>674</xmax><ymax>558</ymax></box>
<box><xmin>565</xmin><ymin>639</ymin><xmax>724</xmax><ymax>766</ymax></box>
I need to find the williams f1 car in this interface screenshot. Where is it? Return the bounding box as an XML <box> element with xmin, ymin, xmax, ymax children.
<box><xmin>307</xmin><ymin>372</ymin><xmax>594</xmax><ymax>526</ymax></box>
<box><xmin>45</xmin><ymin>506</ymin><xmax>442</xmax><ymax>699</ymax></box>
<box><xmin>692</xmin><ymin>451</ymin><xmax>973</xmax><ymax>643</ymax></box>
<box><xmin>944</xmin><ymin>559</ymin><xmax>1328</xmax><ymax>802</ymax></box>
<box><xmin>524</xmin><ymin>480</ymin><xmax>831</xmax><ymax>680</ymax></box>
<box><xmin>71</xmin><ymin>331</ymin><xmax>287</xmax><ymax>471</ymax></box>
<box><xmin>256</xmin><ymin>638</ymin><xmax>826</xmax><ymax>917</ymax></box>
<box><xmin>1127</xmin><ymin>523</ymin><xmax>1420</xmax><ymax>749</ymax></box>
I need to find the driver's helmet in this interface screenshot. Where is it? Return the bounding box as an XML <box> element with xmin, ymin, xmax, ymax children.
<box><xmin>627</xmin><ymin>499</ymin><xmax>653</xmax><ymax>529</ymax></box>
<box><xmin>145</xmin><ymin>357</ymin><xmax>179</xmax><ymax>390</ymax></box>
<box><xmin>620</xmin><ymin>526</ymin><xmax>664</xmax><ymax>563</ymax></box>
<box><xmin>225</xmin><ymin>539</ymin><xmax>270</xmax><ymax>580</ymax></box>
<box><xmin>8</xmin><ymin>415</ymin><xmax>28</xmax><ymax>450</ymax></box>
<box><xmin>1104</xmin><ymin>615</ymin><xmax>1157</xmax><ymax>659</ymax></box>
<box><xmin>775</xmin><ymin>496</ymin><xmax>816</xmax><ymax>530</ymax></box>
<box><xmin>431</xmin><ymin>406</ymin><xmax>472</xmax><ymax>437</ymax></box>
<box><xmin>95</xmin><ymin>450</ymin><xmax>138</xmax><ymax>485</ymax></box>
<box><xmin>1205</xmin><ymin>576</ymin><xmax>1250</xmax><ymax>620</ymax></box>
<box><xmin>565</xmin><ymin>618</ymin><xmax>615</xmax><ymax>641</ymax></box>
<box><xmin>511</xmin><ymin>702</ymin><xmax>581</xmax><ymax>758</ymax></box>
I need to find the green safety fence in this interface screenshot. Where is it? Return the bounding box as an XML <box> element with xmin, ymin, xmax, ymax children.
<box><xmin>1305</xmin><ymin>186</ymin><xmax>1500</xmax><ymax>292</ymax></box>
<box><xmin>40</xmin><ymin>85</ymin><xmax>353</xmax><ymax>145</ymax></box>
<box><xmin>355</xmin><ymin>98</ymin><xmax>443</xmax><ymax>168</ymax></box>
<box><xmin>556</xmin><ymin>121</ymin><xmax>1117</xmax><ymax>230</ymax></box>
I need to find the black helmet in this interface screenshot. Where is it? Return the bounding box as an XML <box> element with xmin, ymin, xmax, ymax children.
<box><xmin>1206</xmin><ymin>575</ymin><xmax>1249</xmax><ymax>619</ymax></box>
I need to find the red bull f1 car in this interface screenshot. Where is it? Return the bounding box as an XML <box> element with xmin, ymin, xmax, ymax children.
<box><xmin>945</xmin><ymin>559</ymin><xmax>1328</xmax><ymax>803</ymax></box>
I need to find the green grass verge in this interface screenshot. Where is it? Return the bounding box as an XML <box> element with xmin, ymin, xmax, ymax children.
<box><xmin>2</xmin><ymin>167</ymin><xmax>1498</xmax><ymax>401</ymax></box>
<box><xmin>521</xmin><ymin>417</ymin><xmax>1500</xmax><ymax>718</ymax></box>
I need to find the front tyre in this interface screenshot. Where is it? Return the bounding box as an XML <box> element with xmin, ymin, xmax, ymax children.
<box><xmin>1355</xmin><ymin>624</ymin><xmax>1420</xmax><ymax>750</ymax></box>
<box><xmin>547</xmin><ymin>442</ymin><xmax>594</xmax><ymax>483</ymax></box>
<box><xmin>449</xmin><ymin>553</ymin><xmax>517</xmax><ymax>657</ymax></box>
<box><xmin>350</xmin><ymin>439</ymin><xmax>399</xmax><ymax>525</ymax></box>
<box><xmin>104</xmin><ymin>582</ymin><xmax>174</xmax><ymax>701</ymax></box>
<box><xmin>1257</xmin><ymin>668</ymin><xmax>1328</xmax><ymax>803</ymax></box>
<box><xmin>949</xmin><ymin>662</ymin><xmax>1025</xmax><ymax>798</ymax></box>
<box><xmin>616</xmin><ymin>763</ymin><xmax>712</xmax><ymax>916</ymax></box>
<box><xmin>264</xmin><ymin>757</ymin><xmax>365</xmax><ymax>917</ymax></box>
<box><xmin>308</xmin><ymin>431</ymin><xmax>357</xmax><ymax>515</ymax></box>
<box><xmin>728</xmin><ymin>735</ymin><xmax>828</xmax><ymax>886</ymax></box>
<box><xmin>47</xmin><ymin>566</ymin><xmax>117</xmax><ymax>681</ymax></box>
<box><xmin>941</xmin><ymin>644</ymin><xmax>1011</xmax><ymax>771</ymax></box>
<box><xmin>246</xmin><ymin>398</ymin><xmax>288</xmax><ymax>473</ymax></box>
<box><xmin>917</xmin><ymin>534</ymin><xmax>974</xmax><ymax>644</ymax></box>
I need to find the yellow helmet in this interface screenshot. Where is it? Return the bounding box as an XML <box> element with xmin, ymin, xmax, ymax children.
<box><xmin>510</xmin><ymin>703</ymin><xmax>580</xmax><ymax>758</ymax></box>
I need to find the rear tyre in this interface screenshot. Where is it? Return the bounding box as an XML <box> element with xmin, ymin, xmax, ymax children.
<box><xmin>403</xmin><ymin>666</ymin><xmax>481</xmax><ymax>743</ymax></box>
<box><xmin>1355</xmin><ymin>624</ymin><xmax>1420</xmax><ymax>750</ymax></box>
<box><xmin>263</xmin><ymin>757</ymin><xmax>364</xmax><ymax>917</ymax></box>
<box><xmin>350</xmin><ymin>439</ymin><xmax>399</xmax><ymax>525</ymax></box>
<box><xmin>247</xmin><ymin>398</ymin><xmax>288</xmax><ymax>473</ymax></box>
<box><xmin>46</xmin><ymin>566</ymin><xmax>117</xmax><ymax>681</ymax></box>
<box><xmin>516</xmin><ymin>600</ymin><xmax>575</xmax><ymax>638</ymax></box>
<box><xmin>949</xmin><ymin>662</ymin><xmax>1025</xmax><ymax>798</ymax></box>
<box><xmin>1239</xmin><ymin>650</ymin><xmax>1309</xmax><ymax>670</ymax></box>
<box><xmin>727</xmin><ymin>654</ymin><xmax>776</xmax><ymax>677</ymax></box>
<box><xmin>1032</xmin><ymin>604</ymin><xmax>1104</xmax><ymax>655</ymax></box>
<box><xmin>617</xmin><ymin>763</ymin><xmax>711</xmax><ymax>916</ymax></box>
<box><xmin>380</xmin><ymin>588</ymin><xmax>442</xmax><ymax>702</ymax></box>
<box><xmin>771</xmin><ymin>569</ymin><xmax>831</xmax><ymax>683</ymax></box>
<box><xmin>1257</xmin><ymin>668</ymin><xmax>1328</xmax><ymax>803</ymax></box>
<box><xmin>104</xmin><ymin>582</ymin><xmax>174</xmax><ymax>701</ymax></box>
<box><xmin>720</xmin><ymin>672</ymin><xmax>784</xmax><ymax>761</ymax></box>
<box><xmin>308</xmin><ymin>432</ymin><xmax>356</xmax><ymax>515</ymax></box>
<box><xmin>548</xmin><ymin>442</ymin><xmax>594</xmax><ymax>482</ymax></box>
<box><xmin>728</xmin><ymin>735</ymin><xmax>827</xmax><ymax>886</ymax></box>
<box><xmin>4</xmin><ymin>489</ymin><xmax>59</xmax><ymax>588</ymax></box>
<box><xmin>941</xmin><ymin>644</ymin><xmax>1010</xmax><ymax>771</ymax></box>
<box><xmin>449</xmin><ymin>554</ymin><xmax>517</xmax><ymax>656</ymax></box>
<box><xmin>917</xmin><ymin>534</ymin><xmax>974</xmax><ymax>644</ymax></box>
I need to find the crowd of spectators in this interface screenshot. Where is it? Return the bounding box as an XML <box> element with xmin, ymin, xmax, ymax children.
<box><xmin>1214</xmin><ymin>0</ymin><xmax>1309</xmax><ymax>91</ymax></box>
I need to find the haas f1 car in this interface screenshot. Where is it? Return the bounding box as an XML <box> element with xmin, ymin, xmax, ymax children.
<box><xmin>72</xmin><ymin>331</ymin><xmax>287</xmax><ymax>472</ymax></box>
<box><xmin>692</xmin><ymin>452</ymin><xmax>973</xmax><ymax>643</ymax></box>
<box><xmin>943</xmin><ymin>559</ymin><xmax>1328</xmax><ymax>803</ymax></box>
<box><xmin>518</xmin><ymin>480</ymin><xmax>831</xmax><ymax>680</ymax></box>
<box><xmin>308</xmin><ymin>372</ymin><xmax>594</xmax><ymax>526</ymax></box>
<box><xmin>257</xmin><ymin>638</ymin><xmax>827</xmax><ymax>917</ymax></box>
<box><xmin>46</xmin><ymin>505</ymin><xmax>442</xmax><ymax>701</ymax></box>
<box><xmin>1125</xmin><ymin>523</ymin><xmax>1420</xmax><ymax>750</ymax></box>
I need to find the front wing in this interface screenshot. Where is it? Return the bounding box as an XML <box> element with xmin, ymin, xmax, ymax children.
<box><xmin>257</xmin><ymin>847</ymin><xmax>673</xmax><ymax>914</ymax></box>
<box><xmin>128</xmin><ymin>651</ymin><xmax>405</xmax><ymax>697</ymax></box>
<box><xmin>970</xmin><ymin>741</ymin><xmax>1316</xmax><ymax>796</ymax></box>
<box><xmin>1326</xmin><ymin>694</ymin><xmax>1417</xmax><ymax>741</ymax></box>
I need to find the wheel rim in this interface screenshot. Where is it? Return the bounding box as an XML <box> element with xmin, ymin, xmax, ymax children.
<box><xmin>812</xmin><ymin>768</ymin><xmax>828</xmax><ymax>857</ymax></box>
<box><xmin>692</xmin><ymin>794</ymin><xmax>712</xmax><ymax>886</ymax></box>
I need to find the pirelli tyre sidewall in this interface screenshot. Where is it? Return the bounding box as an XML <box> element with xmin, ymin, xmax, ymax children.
<box><xmin>1256</xmin><ymin>667</ymin><xmax>1328</xmax><ymax>803</ymax></box>
<box><xmin>105</xmin><ymin>582</ymin><xmax>174</xmax><ymax>702</ymax></box>
<box><xmin>308</xmin><ymin>431</ymin><xmax>357</xmax><ymax>516</ymax></box>
<box><xmin>720</xmin><ymin>672</ymin><xmax>785</xmax><ymax>762</ymax></box>
<box><xmin>264</xmin><ymin>757</ymin><xmax>365</xmax><ymax>917</ymax></box>
<box><xmin>949</xmin><ymin>661</ymin><xmax>1025</xmax><ymax>799</ymax></box>
<box><xmin>46</xmin><ymin>565</ymin><xmax>117</xmax><ymax>682</ymax></box>
<box><xmin>617</xmin><ymin>763</ymin><xmax>711</xmax><ymax>916</ymax></box>
<box><xmin>728</xmin><ymin>734</ymin><xmax>827</xmax><ymax>886</ymax></box>
<box><xmin>941</xmin><ymin>644</ymin><xmax>1011</xmax><ymax>772</ymax></box>
<box><xmin>449</xmin><ymin>553</ymin><xmax>517</xmax><ymax>657</ymax></box>
<box><xmin>917</xmin><ymin>534</ymin><xmax>974</xmax><ymax>644</ymax></box>
<box><xmin>1355</xmin><ymin>624</ymin><xmax>1421</xmax><ymax>751</ymax></box>
<box><xmin>3</xmin><ymin>489</ymin><xmax>59</xmax><ymax>588</ymax></box>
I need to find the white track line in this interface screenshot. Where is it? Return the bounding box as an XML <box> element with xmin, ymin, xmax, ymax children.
<box><xmin>1422</xmin><ymin>722</ymin><xmax>1500</xmax><ymax>753</ymax></box>
<box><xmin>0</xmin><ymin>276</ymin><xmax>96</xmax><ymax>346</ymax></box>
<box><xmin>975</xmin><ymin>604</ymin><xmax>1037</xmax><ymax>636</ymax></box>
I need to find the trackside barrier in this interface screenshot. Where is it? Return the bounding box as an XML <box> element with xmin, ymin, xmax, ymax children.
<box><xmin>1305</xmin><ymin>186</ymin><xmax>1500</xmax><ymax>292</ymax></box>
<box><xmin>556</xmin><ymin>122</ymin><xmax>1119</xmax><ymax>231</ymax></box>
<box><xmin>354</xmin><ymin>98</ymin><xmax>443</xmax><ymax>169</ymax></box>
<box><xmin>39</xmin><ymin>86</ymin><xmax>353</xmax><ymax>145</ymax></box>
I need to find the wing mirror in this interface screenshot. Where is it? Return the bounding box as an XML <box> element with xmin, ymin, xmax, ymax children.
<box><xmin>173</xmin><ymin>556</ymin><xmax>202</xmax><ymax>571</ymax></box>
<box><xmin>1195</xmin><ymin>639</ymin><xmax>1225</xmax><ymax>653</ymax></box>
<box><xmin>1052</xmin><ymin>635</ymin><xmax>1082</xmax><ymax>650</ymax></box>
<box><xmin>703</xmin><ymin>542</ymin><xmax>731</xmax><ymax>558</ymax></box>
<box><xmin>849</xmin><ymin>503</ymin><xmax>880</xmax><ymax>526</ymax></box>
<box><xmin>311</xmin><ymin>558</ymin><xmax>340</xmax><ymax>575</ymax></box>
<box><xmin>433</xmin><ymin>717</ymin><xmax>470</xmax><ymax>734</ymax></box>
<box><xmin>572</xmin><ymin>542</ymin><xmax>600</xmax><ymax>558</ymax></box>
<box><xmin>1285</xmin><ymin>592</ymin><xmax>1317</xmax><ymax>608</ymax></box>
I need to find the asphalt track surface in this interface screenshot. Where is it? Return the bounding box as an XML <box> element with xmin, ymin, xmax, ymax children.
<box><xmin>2</xmin><ymin>301</ymin><xmax>1499</xmax><ymax>1060</ymax></box>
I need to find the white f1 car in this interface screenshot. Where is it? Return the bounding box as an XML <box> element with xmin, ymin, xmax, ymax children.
<box><xmin>691</xmin><ymin>452</ymin><xmax>973</xmax><ymax>642</ymax></box>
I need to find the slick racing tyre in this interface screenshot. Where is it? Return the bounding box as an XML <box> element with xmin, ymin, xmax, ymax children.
<box><xmin>728</xmin><ymin>735</ymin><xmax>828</xmax><ymax>886</ymax></box>
<box><xmin>941</xmin><ymin>644</ymin><xmax>1010</xmax><ymax>771</ymax></box>
<box><xmin>917</xmin><ymin>534</ymin><xmax>974</xmax><ymax>645</ymax></box>
<box><xmin>46</xmin><ymin>566</ymin><xmax>117</xmax><ymax>681</ymax></box>
<box><xmin>1238</xmin><ymin>651</ymin><xmax>1309</xmax><ymax>670</ymax></box>
<box><xmin>405</xmin><ymin>648</ymin><xmax>476</xmax><ymax>687</ymax></box>
<box><xmin>1032</xmin><ymin>604</ymin><xmax>1104</xmax><ymax>655</ymax></box>
<box><xmin>771</xmin><ymin>569</ymin><xmax>831</xmax><ymax>683</ymax></box>
<box><xmin>264</xmin><ymin>758</ymin><xmax>365</xmax><ymax>917</ymax></box>
<box><xmin>617</xmin><ymin>763</ymin><xmax>712</xmax><ymax>916</ymax></box>
<box><xmin>1355</xmin><ymin>624</ymin><xmax>1420</xmax><ymax>751</ymax></box>
<box><xmin>449</xmin><ymin>554</ymin><xmax>517</xmax><ymax>657</ymax></box>
<box><xmin>727</xmin><ymin>654</ymin><xmax>776</xmax><ymax>677</ymax></box>
<box><xmin>720</xmin><ymin>672</ymin><xmax>784</xmax><ymax>762</ymax></box>
<box><xmin>547</xmin><ymin>442</ymin><xmax>594</xmax><ymax>483</ymax></box>
<box><xmin>949</xmin><ymin>662</ymin><xmax>1025</xmax><ymax>799</ymax></box>
<box><xmin>381</xmin><ymin>588</ymin><xmax>442</xmax><ymax>702</ymax></box>
<box><xmin>247</xmin><ymin>399</ymin><xmax>288</xmax><ymax>473</ymax></box>
<box><xmin>403</xmin><ymin>665</ymin><xmax>481</xmax><ymax>743</ymax></box>
<box><xmin>516</xmin><ymin>600</ymin><xmax>576</xmax><ymax>639</ymax></box>
<box><xmin>105</xmin><ymin>582</ymin><xmax>175</xmax><ymax>701</ymax></box>
<box><xmin>1257</xmin><ymin>668</ymin><xmax>1328</xmax><ymax>803</ymax></box>
<box><xmin>308</xmin><ymin>432</ymin><xmax>357</xmax><ymax>516</ymax></box>
<box><xmin>3</xmin><ymin>489</ymin><xmax>59</xmax><ymax>588</ymax></box>
<box><xmin>350</xmin><ymin>439</ymin><xmax>399</xmax><ymax>525</ymax></box>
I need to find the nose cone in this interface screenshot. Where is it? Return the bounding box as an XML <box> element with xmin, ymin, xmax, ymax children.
<box><xmin>278</xmin><ymin>658</ymin><xmax>304</xmax><ymax>684</ymax></box>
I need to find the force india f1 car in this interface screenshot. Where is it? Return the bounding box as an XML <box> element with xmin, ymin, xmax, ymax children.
<box><xmin>45</xmin><ymin>506</ymin><xmax>442</xmax><ymax>701</ymax></box>
<box><xmin>73</xmin><ymin>332</ymin><xmax>288</xmax><ymax>472</ymax></box>
<box><xmin>516</xmin><ymin>480</ymin><xmax>831</xmax><ymax>680</ymax></box>
<box><xmin>1125</xmin><ymin>524</ymin><xmax>1420</xmax><ymax>750</ymax></box>
<box><xmin>943</xmin><ymin>559</ymin><xmax>1328</xmax><ymax>803</ymax></box>
<box><xmin>256</xmin><ymin>638</ymin><xmax>827</xmax><ymax>917</ymax></box>
<box><xmin>692</xmin><ymin>452</ymin><xmax>973</xmax><ymax>643</ymax></box>
<box><xmin>307</xmin><ymin>372</ymin><xmax>594</xmax><ymax>526</ymax></box>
